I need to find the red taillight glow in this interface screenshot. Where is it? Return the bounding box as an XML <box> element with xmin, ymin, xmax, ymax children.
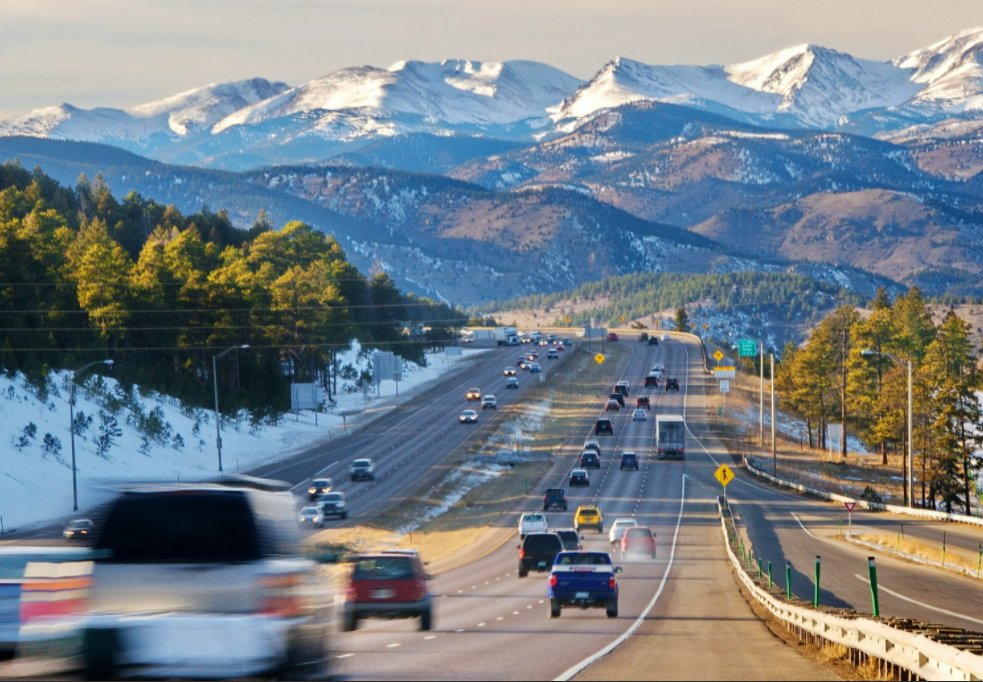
<box><xmin>260</xmin><ymin>574</ymin><xmax>302</xmax><ymax>618</ymax></box>
<box><xmin>548</xmin><ymin>574</ymin><xmax>557</xmax><ymax>587</ymax></box>
<box><xmin>609</xmin><ymin>575</ymin><xmax>617</xmax><ymax>589</ymax></box>
<box><xmin>519</xmin><ymin>549</ymin><xmax>525</xmax><ymax>560</ymax></box>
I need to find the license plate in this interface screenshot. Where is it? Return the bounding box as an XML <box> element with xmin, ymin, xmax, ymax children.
<box><xmin>538</xmin><ymin>561</ymin><xmax>547</xmax><ymax>567</ymax></box>
<box><xmin>371</xmin><ymin>589</ymin><xmax>395</xmax><ymax>599</ymax></box>
<box><xmin>575</xmin><ymin>592</ymin><xmax>590</xmax><ymax>599</ymax></box>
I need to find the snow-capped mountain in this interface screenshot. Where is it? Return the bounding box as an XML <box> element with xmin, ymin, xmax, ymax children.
<box><xmin>895</xmin><ymin>28</ymin><xmax>983</xmax><ymax>111</ymax></box>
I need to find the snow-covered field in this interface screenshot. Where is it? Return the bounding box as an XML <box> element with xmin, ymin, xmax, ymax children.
<box><xmin>732</xmin><ymin>405</ymin><xmax>871</xmax><ymax>456</ymax></box>
<box><xmin>0</xmin><ymin>345</ymin><xmax>488</xmax><ymax>532</ymax></box>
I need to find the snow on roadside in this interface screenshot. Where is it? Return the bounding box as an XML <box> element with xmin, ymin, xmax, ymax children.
<box><xmin>0</xmin><ymin>345</ymin><xmax>488</xmax><ymax>532</ymax></box>
<box><xmin>732</xmin><ymin>405</ymin><xmax>871</xmax><ymax>455</ymax></box>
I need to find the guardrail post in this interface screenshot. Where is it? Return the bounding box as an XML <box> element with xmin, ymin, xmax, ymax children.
<box><xmin>757</xmin><ymin>557</ymin><xmax>762</xmax><ymax>580</ymax></box>
<box><xmin>768</xmin><ymin>561</ymin><xmax>773</xmax><ymax>589</ymax></box>
<box><xmin>978</xmin><ymin>544</ymin><xmax>982</xmax><ymax>579</ymax></box>
<box><xmin>868</xmin><ymin>557</ymin><xmax>880</xmax><ymax>617</ymax></box>
<box><xmin>814</xmin><ymin>556</ymin><xmax>821</xmax><ymax>608</ymax></box>
<box><xmin>942</xmin><ymin>531</ymin><xmax>947</xmax><ymax>569</ymax></box>
<box><xmin>786</xmin><ymin>561</ymin><xmax>792</xmax><ymax>600</ymax></box>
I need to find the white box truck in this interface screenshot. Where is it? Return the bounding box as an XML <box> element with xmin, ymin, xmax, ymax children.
<box><xmin>656</xmin><ymin>415</ymin><xmax>686</xmax><ymax>460</ymax></box>
<box><xmin>494</xmin><ymin>327</ymin><xmax>519</xmax><ymax>346</ymax></box>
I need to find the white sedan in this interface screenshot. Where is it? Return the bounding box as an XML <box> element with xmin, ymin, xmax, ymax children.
<box><xmin>632</xmin><ymin>409</ymin><xmax>647</xmax><ymax>422</ymax></box>
<box><xmin>609</xmin><ymin>517</ymin><xmax>638</xmax><ymax>544</ymax></box>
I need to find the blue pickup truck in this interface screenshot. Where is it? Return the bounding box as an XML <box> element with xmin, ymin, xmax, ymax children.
<box><xmin>547</xmin><ymin>551</ymin><xmax>622</xmax><ymax>619</ymax></box>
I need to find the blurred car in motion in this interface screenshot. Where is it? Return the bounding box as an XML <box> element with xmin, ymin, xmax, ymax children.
<box><xmin>342</xmin><ymin>551</ymin><xmax>433</xmax><ymax>632</ymax></box>
<box><xmin>308</xmin><ymin>478</ymin><xmax>332</xmax><ymax>500</ymax></box>
<box><xmin>518</xmin><ymin>533</ymin><xmax>563</xmax><ymax>578</ymax></box>
<box><xmin>459</xmin><ymin>410</ymin><xmax>479</xmax><ymax>424</ymax></box>
<box><xmin>547</xmin><ymin>334</ymin><xmax>557</xmax><ymax>344</ymax></box>
<box><xmin>665</xmin><ymin>378</ymin><xmax>680</xmax><ymax>391</ymax></box>
<box><xmin>574</xmin><ymin>506</ymin><xmax>603</xmax><ymax>533</ymax></box>
<box><xmin>595</xmin><ymin>418</ymin><xmax>614</xmax><ymax>435</ymax></box>
<box><xmin>621</xmin><ymin>527</ymin><xmax>657</xmax><ymax>559</ymax></box>
<box><xmin>615</xmin><ymin>381</ymin><xmax>630</xmax><ymax>396</ymax></box>
<box><xmin>466</xmin><ymin>388</ymin><xmax>482</xmax><ymax>401</ymax></box>
<box><xmin>518</xmin><ymin>359</ymin><xmax>530</xmax><ymax>370</ymax></box>
<box><xmin>605</xmin><ymin>400</ymin><xmax>620</xmax><ymax>411</ymax></box>
<box><xmin>556</xmin><ymin>343</ymin><xmax>565</xmax><ymax>351</ymax></box>
<box><xmin>644</xmin><ymin>374</ymin><xmax>659</xmax><ymax>388</ymax></box>
<box><xmin>632</xmin><ymin>409</ymin><xmax>647</xmax><ymax>422</ymax></box>
<box><xmin>519</xmin><ymin>513</ymin><xmax>549</xmax><ymax>538</ymax></box>
<box><xmin>543</xmin><ymin>488</ymin><xmax>568</xmax><ymax>511</ymax></box>
<box><xmin>318</xmin><ymin>491</ymin><xmax>348</xmax><ymax>520</ymax></box>
<box><xmin>297</xmin><ymin>506</ymin><xmax>324</xmax><ymax>528</ymax></box>
<box><xmin>583</xmin><ymin>440</ymin><xmax>601</xmax><ymax>456</ymax></box>
<box><xmin>63</xmin><ymin>518</ymin><xmax>94</xmax><ymax>542</ymax></box>
<box><xmin>569</xmin><ymin>469</ymin><xmax>590</xmax><ymax>487</ymax></box>
<box><xmin>547</xmin><ymin>349</ymin><xmax>559</xmax><ymax>360</ymax></box>
<box><xmin>619</xmin><ymin>453</ymin><xmax>639</xmax><ymax>471</ymax></box>
<box><xmin>504</xmin><ymin>367</ymin><xmax>517</xmax><ymax>376</ymax></box>
<box><xmin>608</xmin><ymin>517</ymin><xmax>639</xmax><ymax>544</ymax></box>
<box><xmin>579</xmin><ymin>451</ymin><xmax>600</xmax><ymax>469</ymax></box>
<box><xmin>562</xmin><ymin>338</ymin><xmax>572</xmax><ymax>346</ymax></box>
<box><xmin>481</xmin><ymin>395</ymin><xmax>497</xmax><ymax>410</ymax></box>
<box><xmin>662</xmin><ymin>334</ymin><xmax>670</xmax><ymax>342</ymax></box>
<box><xmin>639</xmin><ymin>332</ymin><xmax>649</xmax><ymax>342</ymax></box>
<box><xmin>350</xmin><ymin>459</ymin><xmax>375</xmax><ymax>481</ymax></box>
<box><xmin>608</xmin><ymin>392</ymin><xmax>625</xmax><ymax>407</ymax></box>
<box><xmin>529</xmin><ymin>362</ymin><xmax>542</xmax><ymax>373</ymax></box>
<box><xmin>506</xmin><ymin>377</ymin><xmax>519</xmax><ymax>389</ymax></box>
<box><xmin>652</xmin><ymin>364</ymin><xmax>666</xmax><ymax>375</ymax></box>
<box><xmin>606</xmin><ymin>333</ymin><xmax>618</xmax><ymax>341</ymax></box>
<box><xmin>635</xmin><ymin>396</ymin><xmax>650</xmax><ymax>410</ymax></box>
<box><xmin>554</xmin><ymin>529</ymin><xmax>582</xmax><ymax>551</ymax></box>
<box><xmin>649</xmin><ymin>336</ymin><xmax>660</xmax><ymax>346</ymax></box>
<box><xmin>78</xmin><ymin>479</ymin><xmax>333</xmax><ymax>679</ymax></box>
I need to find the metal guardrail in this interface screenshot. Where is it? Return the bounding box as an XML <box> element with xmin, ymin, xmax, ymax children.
<box><xmin>744</xmin><ymin>456</ymin><xmax>983</xmax><ymax>530</ymax></box>
<box><xmin>718</xmin><ymin>498</ymin><xmax>983</xmax><ymax>681</ymax></box>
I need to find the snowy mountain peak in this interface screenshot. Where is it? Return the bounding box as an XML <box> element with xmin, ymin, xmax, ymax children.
<box><xmin>894</xmin><ymin>28</ymin><xmax>983</xmax><ymax>110</ymax></box>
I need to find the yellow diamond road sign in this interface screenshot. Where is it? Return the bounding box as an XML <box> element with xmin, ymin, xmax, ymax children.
<box><xmin>713</xmin><ymin>350</ymin><xmax>724</xmax><ymax>362</ymax></box>
<box><xmin>715</xmin><ymin>464</ymin><xmax>735</xmax><ymax>487</ymax></box>
<box><xmin>594</xmin><ymin>353</ymin><xmax>606</xmax><ymax>365</ymax></box>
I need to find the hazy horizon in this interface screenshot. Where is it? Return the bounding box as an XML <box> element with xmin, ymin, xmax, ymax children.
<box><xmin>1</xmin><ymin>0</ymin><xmax>981</xmax><ymax>119</ymax></box>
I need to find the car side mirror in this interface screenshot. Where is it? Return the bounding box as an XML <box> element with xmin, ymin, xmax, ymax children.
<box><xmin>517</xmin><ymin>544</ymin><xmax>523</xmax><ymax>549</ymax></box>
<box><xmin>614</xmin><ymin>567</ymin><xmax>624</xmax><ymax>574</ymax></box>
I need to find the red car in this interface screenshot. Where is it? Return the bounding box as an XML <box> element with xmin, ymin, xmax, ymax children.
<box><xmin>556</xmin><ymin>343</ymin><xmax>565</xmax><ymax>351</ymax></box>
<box><xmin>635</xmin><ymin>396</ymin><xmax>651</xmax><ymax>410</ymax></box>
<box><xmin>342</xmin><ymin>551</ymin><xmax>434</xmax><ymax>631</ymax></box>
<box><xmin>621</xmin><ymin>527</ymin><xmax>657</xmax><ymax>559</ymax></box>
<box><xmin>605</xmin><ymin>400</ymin><xmax>620</xmax><ymax>411</ymax></box>
<box><xmin>606</xmin><ymin>333</ymin><xmax>619</xmax><ymax>341</ymax></box>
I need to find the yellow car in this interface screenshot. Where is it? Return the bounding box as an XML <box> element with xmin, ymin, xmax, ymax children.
<box><xmin>574</xmin><ymin>505</ymin><xmax>603</xmax><ymax>533</ymax></box>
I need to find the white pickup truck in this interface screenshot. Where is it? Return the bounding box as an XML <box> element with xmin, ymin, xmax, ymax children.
<box><xmin>519</xmin><ymin>513</ymin><xmax>549</xmax><ymax>539</ymax></box>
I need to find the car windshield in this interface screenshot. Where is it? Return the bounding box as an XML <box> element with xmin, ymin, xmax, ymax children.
<box><xmin>523</xmin><ymin>515</ymin><xmax>545</xmax><ymax>523</ymax></box>
<box><xmin>300</xmin><ymin>507</ymin><xmax>320</xmax><ymax>516</ymax></box>
<box><xmin>626</xmin><ymin>529</ymin><xmax>651</xmax><ymax>538</ymax></box>
<box><xmin>556</xmin><ymin>531</ymin><xmax>579</xmax><ymax>549</ymax></box>
<box><xmin>312</xmin><ymin>480</ymin><xmax>329</xmax><ymax>487</ymax></box>
<box><xmin>579</xmin><ymin>509</ymin><xmax>598</xmax><ymax>516</ymax></box>
<box><xmin>67</xmin><ymin>520</ymin><xmax>92</xmax><ymax>530</ymax></box>
<box><xmin>556</xmin><ymin>553</ymin><xmax>611</xmax><ymax>566</ymax></box>
<box><xmin>614</xmin><ymin>520</ymin><xmax>637</xmax><ymax>527</ymax></box>
<box><xmin>523</xmin><ymin>535</ymin><xmax>561</xmax><ymax>551</ymax></box>
<box><xmin>352</xmin><ymin>557</ymin><xmax>415</xmax><ymax>580</ymax></box>
<box><xmin>352</xmin><ymin>460</ymin><xmax>370</xmax><ymax>468</ymax></box>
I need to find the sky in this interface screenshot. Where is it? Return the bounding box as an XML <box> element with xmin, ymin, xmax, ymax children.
<box><xmin>1</xmin><ymin>0</ymin><xmax>982</xmax><ymax>118</ymax></box>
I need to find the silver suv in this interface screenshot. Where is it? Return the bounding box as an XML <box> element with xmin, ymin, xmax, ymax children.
<box><xmin>318</xmin><ymin>491</ymin><xmax>349</xmax><ymax>519</ymax></box>
<box><xmin>78</xmin><ymin>480</ymin><xmax>332</xmax><ymax>679</ymax></box>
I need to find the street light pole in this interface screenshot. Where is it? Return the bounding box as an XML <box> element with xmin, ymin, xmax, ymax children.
<box><xmin>70</xmin><ymin>360</ymin><xmax>114</xmax><ymax>512</ymax></box>
<box><xmin>760</xmin><ymin>340</ymin><xmax>765</xmax><ymax>448</ymax></box>
<box><xmin>861</xmin><ymin>350</ymin><xmax>915</xmax><ymax>508</ymax></box>
<box><xmin>771</xmin><ymin>353</ymin><xmax>776</xmax><ymax>475</ymax></box>
<box><xmin>213</xmin><ymin>345</ymin><xmax>249</xmax><ymax>473</ymax></box>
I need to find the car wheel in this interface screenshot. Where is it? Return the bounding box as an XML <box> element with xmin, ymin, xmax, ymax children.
<box><xmin>518</xmin><ymin>567</ymin><xmax>528</xmax><ymax>578</ymax></box>
<box><xmin>606</xmin><ymin>600</ymin><xmax>619</xmax><ymax>619</ymax></box>
<box><xmin>420</xmin><ymin>608</ymin><xmax>433</xmax><ymax>631</ymax></box>
<box><xmin>341</xmin><ymin>611</ymin><xmax>358</xmax><ymax>632</ymax></box>
<box><xmin>83</xmin><ymin>627</ymin><xmax>120</xmax><ymax>681</ymax></box>
<box><xmin>598</xmin><ymin>526</ymin><xmax>603</xmax><ymax>534</ymax></box>
<box><xmin>549</xmin><ymin>599</ymin><xmax>562</xmax><ymax>619</ymax></box>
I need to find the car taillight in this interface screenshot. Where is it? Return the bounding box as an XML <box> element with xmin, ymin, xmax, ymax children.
<box><xmin>519</xmin><ymin>549</ymin><xmax>525</xmax><ymax>560</ymax></box>
<box><xmin>259</xmin><ymin>574</ymin><xmax>302</xmax><ymax>618</ymax></box>
<box><xmin>548</xmin><ymin>574</ymin><xmax>557</xmax><ymax>588</ymax></box>
<box><xmin>609</xmin><ymin>575</ymin><xmax>617</xmax><ymax>589</ymax></box>
<box><xmin>344</xmin><ymin>586</ymin><xmax>357</xmax><ymax>602</ymax></box>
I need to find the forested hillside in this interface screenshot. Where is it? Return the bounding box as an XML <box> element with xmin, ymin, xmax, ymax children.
<box><xmin>0</xmin><ymin>160</ymin><xmax>465</xmax><ymax>416</ymax></box>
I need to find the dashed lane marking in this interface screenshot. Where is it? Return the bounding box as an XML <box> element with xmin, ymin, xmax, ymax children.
<box><xmin>386</xmin><ymin>643</ymin><xmax>401</xmax><ymax>648</ymax></box>
<box><xmin>424</xmin><ymin>636</ymin><xmax>437</xmax><ymax>640</ymax></box>
<box><xmin>337</xmin><ymin>654</ymin><xmax>354</xmax><ymax>659</ymax></box>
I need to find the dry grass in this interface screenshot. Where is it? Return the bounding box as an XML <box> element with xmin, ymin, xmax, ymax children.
<box><xmin>855</xmin><ymin>531</ymin><xmax>983</xmax><ymax>576</ymax></box>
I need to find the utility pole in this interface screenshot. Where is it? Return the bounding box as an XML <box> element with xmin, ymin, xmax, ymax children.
<box><xmin>70</xmin><ymin>360</ymin><xmax>114</xmax><ymax>512</ymax></box>
<box><xmin>760</xmin><ymin>340</ymin><xmax>765</xmax><ymax>448</ymax></box>
<box><xmin>771</xmin><ymin>353</ymin><xmax>777</xmax><ymax>476</ymax></box>
<box><xmin>907</xmin><ymin>360</ymin><xmax>914</xmax><ymax>509</ymax></box>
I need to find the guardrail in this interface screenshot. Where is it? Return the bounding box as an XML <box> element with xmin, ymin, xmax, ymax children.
<box><xmin>744</xmin><ymin>455</ymin><xmax>983</xmax><ymax>530</ymax></box>
<box><xmin>718</xmin><ymin>497</ymin><xmax>983</xmax><ymax>681</ymax></box>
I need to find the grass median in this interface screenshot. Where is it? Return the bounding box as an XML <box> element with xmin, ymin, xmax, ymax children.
<box><xmin>308</xmin><ymin>343</ymin><xmax>629</xmax><ymax>566</ymax></box>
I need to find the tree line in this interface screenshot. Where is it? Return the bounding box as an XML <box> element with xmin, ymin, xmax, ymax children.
<box><xmin>0</xmin><ymin>160</ymin><xmax>467</xmax><ymax>416</ymax></box>
<box><xmin>775</xmin><ymin>288</ymin><xmax>982</xmax><ymax>514</ymax></box>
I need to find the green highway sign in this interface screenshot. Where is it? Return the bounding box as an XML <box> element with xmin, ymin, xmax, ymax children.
<box><xmin>738</xmin><ymin>339</ymin><xmax>758</xmax><ymax>357</ymax></box>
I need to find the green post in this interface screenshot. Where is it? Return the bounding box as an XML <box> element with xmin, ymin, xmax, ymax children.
<box><xmin>839</xmin><ymin>518</ymin><xmax>843</xmax><ymax>537</ymax></box>
<box><xmin>868</xmin><ymin>557</ymin><xmax>880</xmax><ymax>617</ymax></box>
<box><xmin>942</xmin><ymin>532</ymin><xmax>947</xmax><ymax>569</ymax></box>
<box><xmin>786</xmin><ymin>562</ymin><xmax>792</xmax><ymax>601</ymax></box>
<box><xmin>977</xmin><ymin>544</ymin><xmax>982</xmax><ymax>579</ymax></box>
<box><xmin>768</xmin><ymin>561</ymin><xmax>773</xmax><ymax>589</ymax></box>
<box><xmin>814</xmin><ymin>556</ymin><xmax>821</xmax><ymax>608</ymax></box>
<box><xmin>757</xmin><ymin>558</ymin><xmax>762</xmax><ymax>580</ymax></box>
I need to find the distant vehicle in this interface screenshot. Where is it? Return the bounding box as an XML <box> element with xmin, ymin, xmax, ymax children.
<box><xmin>81</xmin><ymin>482</ymin><xmax>332</xmax><ymax>679</ymax></box>
<box><xmin>639</xmin><ymin>332</ymin><xmax>649</xmax><ymax>341</ymax></box>
<box><xmin>518</xmin><ymin>533</ymin><xmax>563</xmax><ymax>578</ymax></box>
<box><xmin>609</xmin><ymin>517</ymin><xmax>638</xmax><ymax>544</ymax></box>
<box><xmin>297</xmin><ymin>506</ymin><xmax>324</xmax><ymax>528</ymax></box>
<box><xmin>635</xmin><ymin>396</ymin><xmax>651</xmax><ymax>409</ymax></box>
<box><xmin>504</xmin><ymin>367</ymin><xmax>517</xmax><ymax>376</ymax></box>
<box><xmin>622</xmin><ymin>527</ymin><xmax>657</xmax><ymax>559</ymax></box>
<box><xmin>556</xmin><ymin>343</ymin><xmax>565</xmax><ymax>351</ymax></box>
<box><xmin>574</xmin><ymin>506</ymin><xmax>603</xmax><ymax>533</ymax></box>
<box><xmin>518</xmin><ymin>359</ymin><xmax>530</xmax><ymax>370</ymax></box>
<box><xmin>527</xmin><ymin>352</ymin><xmax>539</xmax><ymax>360</ymax></box>
<box><xmin>460</xmin><ymin>410</ymin><xmax>479</xmax><ymax>424</ymax></box>
<box><xmin>583</xmin><ymin>440</ymin><xmax>601</xmax><ymax>455</ymax></box>
<box><xmin>644</xmin><ymin>375</ymin><xmax>660</xmax><ymax>388</ymax></box>
<box><xmin>494</xmin><ymin>327</ymin><xmax>519</xmax><ymax>346</ymax></box>
<box><xmin>662</xmin><ymin>334</ymin><xmax>670</xmax><ymax>342</ymax></box>
<box><xmin>554</xmin><ymin>529</ymin><xmax>582</xmax><ymax>551</ymax></box>
<box><xmin>606</xmin><ymin>333</ymin><xmax>619</xmax><ymax>341</ymax></box>
<box><xmin>519</xmin><ymin>513</ymin><xmax>549</xmax><ymax>538</ymax></box>
<box><xmin>605</xmin><ymin>400</ymin><xmax>620</xmax><ymax>411</ymax></box>
<box><xmin>620</xmin><ymin>453</ymin><xmax>639</xmax><ymax>471</ymax></box>
<box><xmin>632</xmin><ymin>409</ymin><xmax>647</xmax><ymax>422</ymax></box>
<box><xmin>548</xmin><ymin>552</ymin><xmax>622</xmax><ymax>619</ymax></box>
<box><xmin>342</xmin><ymin>550</ymin><xmax>434</xmax><ymax>632</ymax></box>
<box><xmin>543</xmin><ymin>488</ymin><xmax>568</xmax><ymax>511</ymax></box>
<box><xmin>350</xmin><ymin>458</ymin><xmax>375</xmax><ymax>481</ymax></box>
<box><xmin>308</xmin><ymin>478</ymin><xmax>332</xmax><ymax>500</ymax></box>
<box><xmin>657</xmin><ymin>415</ymin><xmax>686</xmax><ymax>460</ymax></box>
<box><xmin>529</xmin><ymin>363</ymin><xmax>542</xmax><ymax>373</ymax></box>
<box><xmin>466</xmin><ymin>388</ymin><xmax>482</xmax><ymax>401</ymax></box>
<box><xmin>506</xmin><ymin>377</ymin><xmax>519</xmax><ymax>389</ymax></box>
<box><xmin>547</xmin><ymin>334</ymin><xmax>558</xmax><ymax>343</ymax></box>
<box><xmin>665</xmin><ymin>378</ymin><xmax>680</xmax><ymax>391</ymax></box>
<box><xmin>652</xmin><ymin>364</ymin><xmax>666</xmax><ymax>374</ymax></box>
<box><xmin>609</xmin><ymin>392</ymin><xmax>625</xmax><ymax>407</ymax></box>
<box><xmin>569</xmin><ymin>469</ymin><xmax>590</xmax><ymax>487</ymax></box>
<box><xmin>482</xmin><ymin>395</ymin><xmax>497</xmax><ymax>410</ymax></box>
<box><xmin>520</xmin><ymin>335</ymin><xmax>532</xmax><ymax>344</ymax></box>
<box><xmin>580</xmin><ymin>451</ymin><xmax>601</xmax><ymax>469</ymax></box>
<box><xmin>63</xmin><ymin>518</ymin><xmax>94</xmax><ymax>542</ymax></box>
<box><xmin>547</xmin><ymin>349</ymin><xmax>559</xmax><ymax>359</ymax></box>
<box><xmin>595</xmin><ymin>418</ymin><xmax>614</xmax><ymax>435</ymax></box>
<box><xmin>540</xmin><ymin>340</ymin><xmax>550</xmax><ymax>347</ymax></box>
<box><xmin>614</xmin><ymin>381</ymin><xmax>629</xmax><ymax>396</ymax></box>
<box><xmin>318</xmin><ymin>491</ymin><xmax>348</xmax><ymax>519</ymax></box>
<box><xmin>648</xmin><ymin>336</ymin><xmax>660</xmax><ymax>346</ymax></box>
<box><xmin>562</xmin><ymin>338</ymin><xmax>572</xmax><ymax>346</ymax></box>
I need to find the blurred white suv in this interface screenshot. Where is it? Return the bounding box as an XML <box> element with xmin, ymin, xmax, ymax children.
<box><xmin>519</xmin><ymin>513</ymin><xmax>549</xmax><ymax>538</ymax></box>
<box><xmin>609</xmin><ymin>517</ymin><xmax>638</xmax><ymax>544</ymax></box>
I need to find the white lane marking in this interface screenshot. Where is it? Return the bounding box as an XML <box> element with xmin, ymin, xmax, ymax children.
<box><xmin>424</xmin><ymin>635</ymin><xmax>437</xmax><ymax>640</ymax></box>
<box><xmin>554</xmin><ymin>475</ymin><xmax>688</xmax><ymax>682</ymax></box>
<box><xmin>790</xmin><ymin>512</ymin><xmax>824</xmax><ymax>541</ymax></box>
<box><xmin>455</xmin><ymin>629</ymin><xmax>465</xmax><ymax>633</ymax></box>
<box><xmin>386</xmin><ymin>643</ymin><xmax>401</xmax><ymax>648</ymax></box>
<box><xmin>526</xmin><ymin>605</ymin><xmax>533</xmax><ymax>609</ymax></box>
<box><xmin>478</xmin><ymin>622</ymin><xmax>486</xmax><ymax>627</ymax></box>
<box><xmin>513</xmin><ymin>611</ymin><xmax>520</xmax><ymax>615</ymax></box>
<box><xmin>854</xmin><ymin>575</ymin><xmax>983</xmax><ymax>626</ymax></box>
<box><xmin>496</xmin><ymin>617</ymin><xmax>504</xmax><ymax>621</ymax></box>
<box><xmin>538</xmin><ymin>600</ymin><xmax>545</xmax><ymax>604</ymax></box>
<box><xmin>336</xmin><ymin>654</ymin><xmax>355</xmax><ymax>659</ymax></box>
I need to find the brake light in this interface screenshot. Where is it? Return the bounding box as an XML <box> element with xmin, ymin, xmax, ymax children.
<box><xmin>609</xmin><ymin>575</ymin><xmax>617</xmax><ymax>589</ymax></box>
<box><xmin>519</xmin><ymin>549</ymin><xmax>525</xmax><ymax>560</ymax></box>
<box><xmin>549</xmin><ymin>574</ymin><xmax>557</xmax><ymax>588</ymax></box>
<box><xmin>344</xmin><ymin>586</ymin><xmax>357</xmax><ymax>602</ymax></box>
<box><xmin>259</xmin><ymin>574</ymin><xmax>302</xmax><ymax>618</ymax></box>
